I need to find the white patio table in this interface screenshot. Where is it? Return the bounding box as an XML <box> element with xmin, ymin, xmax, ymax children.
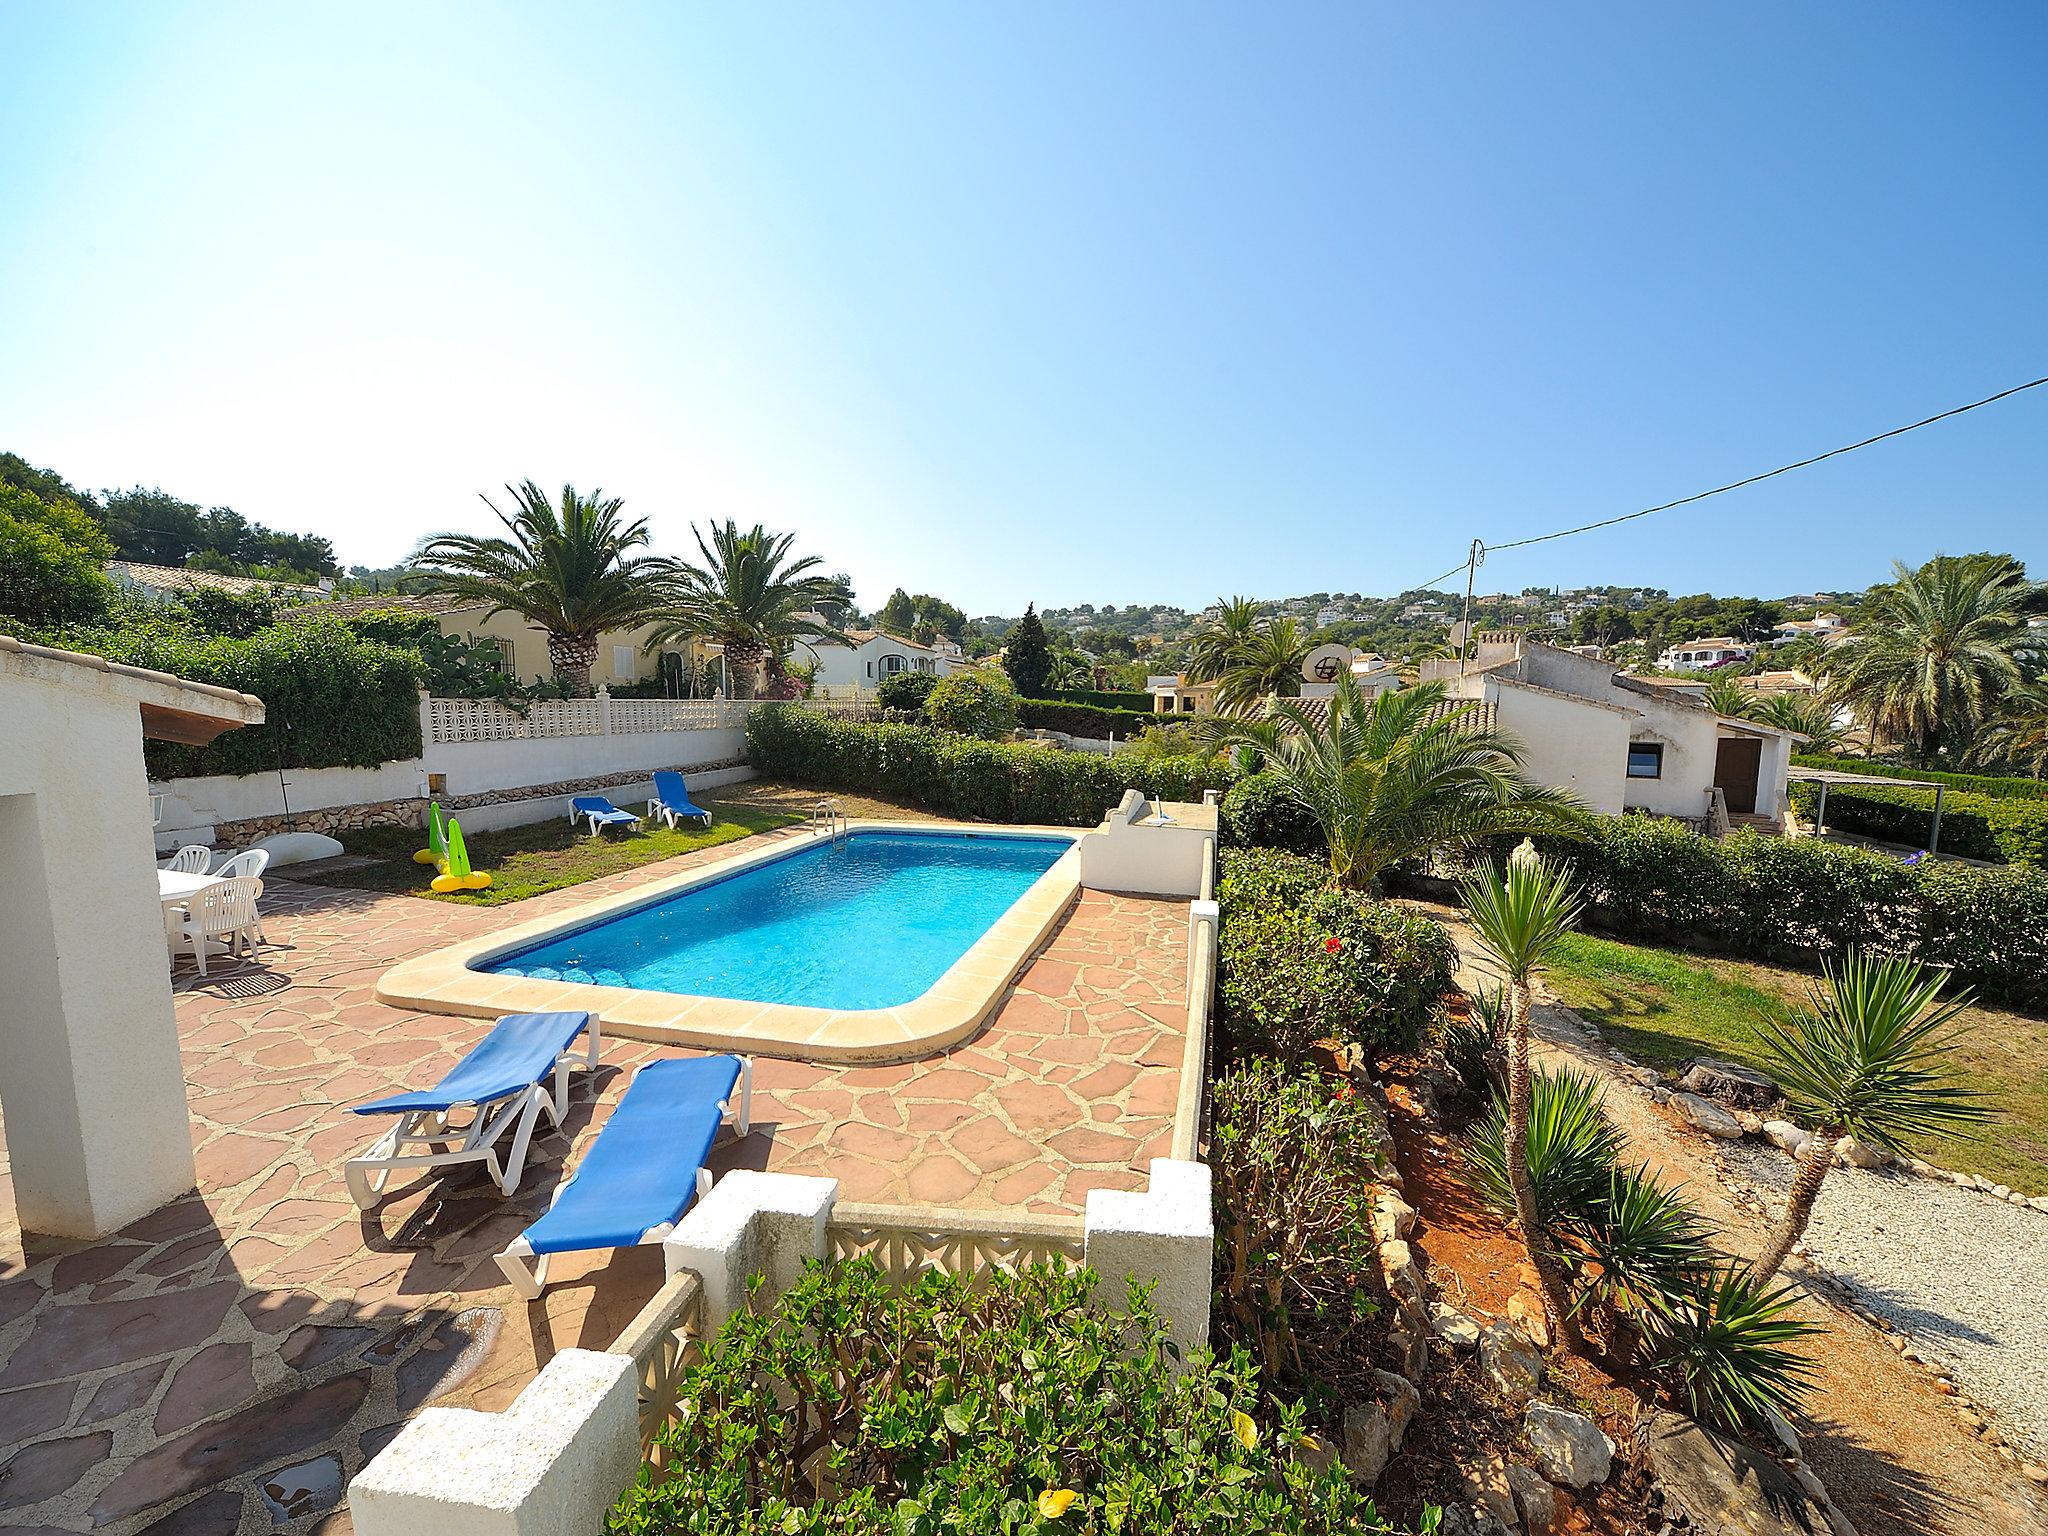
<box><xmin>157</xmin><ymin>868</ymin><xmax>222</xmax><ymax>950</ymax></box>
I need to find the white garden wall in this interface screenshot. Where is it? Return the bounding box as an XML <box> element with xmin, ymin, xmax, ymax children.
<box><xmin>152</xmin><ymin>759</ymin><xmax>427</xmax><ymax>848</ymax></box>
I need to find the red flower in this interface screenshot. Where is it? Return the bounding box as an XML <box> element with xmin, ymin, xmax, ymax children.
<box><xmin>1333</xmin><ymin>1081</ymin><xmax>1356</xmax><ymax>1101</ymax></box>
<box><xmin>1324</xmin><ymin>935</ymin><xmax>1343</xmax><ymax>954</ymax></box>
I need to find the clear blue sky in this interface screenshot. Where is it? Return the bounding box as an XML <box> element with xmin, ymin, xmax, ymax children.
<box><xmin>3</xmin><ymin>3</ymin><xmax>2043</xmax><ymax>613</ymax></box>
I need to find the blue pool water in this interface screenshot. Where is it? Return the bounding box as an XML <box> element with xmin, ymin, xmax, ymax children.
<box><xmin>481</xmin><ymin>830</ymin><xmax>1070</xmax><ymax>1010</ymax></box>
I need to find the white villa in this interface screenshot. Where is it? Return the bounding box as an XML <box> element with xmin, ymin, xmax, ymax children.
<box><xmin>1772</xmin><ymin>610</ymin><xmax>1848</xmax><ymax>644</ymax></box>
<box><xmin>1424</xmin><ymin>633</ymin><xmax>1803</xmax><ymax>825</ymax></box>
<box><xmin>797</xmin><ymin>628</ymin><xmax>967</xmax><ymax>696</ymax></box>
<box><xmin>1657</xmin><ymin>635</ymin><xmax>1753</xmax><ymax>672</ymax></box>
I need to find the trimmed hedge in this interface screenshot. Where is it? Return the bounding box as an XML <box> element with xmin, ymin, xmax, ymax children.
<box><xmin>1510</xmin><ymin>814</ymin><xmax>2048</xmax><ymax>1011</ymax></box>
<box><xmin>1790</xmin><ymin>753</ymin><xmax>2048</xmax><ymax>801</ymax></box>
<box><xmin>1216</xmin><ymin>846</ymin><xmax>1455</xmax><ymax>1061</ymax></box>
<box><xmin>1045</xmin><ymin>687</ymin><xmax>1155</xmax><ymax>711</ymax></box>
<box><xmin>77</xmin><ymin>618</ymin><xmax>427</xmax><ymax>778</ymax></box>
<box><xmin>1220</xmin><ymin>771</ymin><xmax>1323</xmax><ymax>857</ymax></box>
<box><xmin>1787</xmin><ymin>780</ymin><xmax>2048</xmax><ymax>866</ymax></box>
<box><xmin>745</xmin><ymin>703</ymin><xmax>1235</xmax><ymax>824</ymax></box>
<box><xmin>1017</xmin><ymin>697</ymin><xmax>1158</xmax><ymax>739</ymax></box>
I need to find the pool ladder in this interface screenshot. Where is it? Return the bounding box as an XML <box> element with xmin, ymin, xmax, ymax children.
<box><xmin>809</xmin><ymin>797</ymin><xmax>850</xmax><ymax>847</ymax></box>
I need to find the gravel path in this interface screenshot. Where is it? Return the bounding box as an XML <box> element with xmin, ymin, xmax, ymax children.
<box><xmin>1722</xmin><ymin>1139</ymin><xmax>2048</xmax><ymax>1460</ymax></box>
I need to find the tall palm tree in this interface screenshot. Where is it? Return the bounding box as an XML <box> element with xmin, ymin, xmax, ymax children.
<box><xmin>1187</xmin><ymin>596</ymin><xmax>1263</xmax><ymax>683</ymax></box>
<box><xmin>1750</xmin><ymin>952</ymin><xmax>1985</xmax><ymax>1282</ymax></box>
<box><xmin>1213</xmin><ymin>617</ymin><xmax>1316</xmax><ymax>714</ymax></box>
<box><xmin>412</xmin><ymin>481</ymin><xmax>676</xmax><ymax>695</ymax></box>
<box><xmin>1827</xmin><ymin>556</ymin><xmax>2030</xmax><ymax>764</ymax></box>
<box><xmin>1200</xmin><ymin>674</ymin><xmax>1585</xmax><ymax>890</ymax></box>
<box><xmin>648</xmin><ymin>521</ymin><xmax>844</xmax><ymax>698</ymax></box>
<box><xmin>1460</xmin><ymin>853</ymin><xmax>1588</xmax><ymax>1350</ymax></box>
<box><xmin>1972</xmin><ymin>685</ymin><xmax>2048</xmax><ymax>778</ymax></box>
<box><xmin>1046</xmin><ymin>646</ymin><xmax>1091</xmax><ymax>692</ymax></box>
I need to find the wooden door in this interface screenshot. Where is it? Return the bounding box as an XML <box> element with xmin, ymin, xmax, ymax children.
<box><xmin>1714</xmin><ymin>737</ymin><xmax>1762</xmax><ymax>815</ymax></box>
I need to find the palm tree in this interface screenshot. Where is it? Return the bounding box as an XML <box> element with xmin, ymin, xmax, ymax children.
<box><xmin>1200</xmin><ymin>674</ymin><xmax>1585</xmax><ymax>890</ymax></box>
<box><xmin>1046</xmin><ymin>647</ymin><xmax>1091</xmax><ymax>692</ymax></box>
<box><xmin>1187</xmin><ymin>596</ymin><xmax>1263</xmax><ymax>683</ymax></box>
<box><xmin>1972</xmin><ymin>685</ymin><xmax>2048</xmax><ymax>778</ymax></box>
<box><xmin>1749</xmin><ymin>951</ymin><xmax>1986</xmax><ymax>1283</ymax></box>
<box><xmin>1751</xmin><ymin>693</ymin><xmax>1845</xmax><ymax>754</ymax></box>
<box><xmin>1213</xmin><ymin>617</ymin><xmax>1316</xmax><ymax>714</ymax></box>
<box><xmin>1702</xmin><ymin>673</ymin><xmax>1752</xmax><ymax>719</ymax></box>
<box><xmin>1460</xmin><ymin>852</ymin><xmax>1588</xmax><ymax>1350</ymax></box>
<box><xmin>647</xmin><ymin>521</ymin><xmax>844</xmax><ymax>698</ymax></box>
<box><xmin>412</xmin><ymin>481</ymin><xmax>676</xmax><ymax>695</ymax></box>
<box><xmin>1827</xmin><ymin>556</ymin><xmax>2030</xmax><ymax>764</ymax></box>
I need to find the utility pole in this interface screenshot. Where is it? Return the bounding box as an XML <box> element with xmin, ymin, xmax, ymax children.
<box><xmin>1458</xmin><ymin>539</ymin><xmax>1485</xmax><ymax>677</ymax></box>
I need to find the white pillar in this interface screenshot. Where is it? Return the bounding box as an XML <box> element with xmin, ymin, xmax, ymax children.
<box><xmin>663</xmin><ymin>1171</ymin><xmax>837</xmax><ymax>1333</ymax></box>
<box><xmin>0</xmin><ymin>685</ymin><xmax>197</xmax><ymax>1238</ymax></box>
<box><xmin>350</xmin><ymin>1350</ymin><xmax>639</xmax><ymax>1536</ymax></box>
<box><xmin>1084</xmin><ymin>1158</ymin><xmax>1213</xmax><ymax>1358</ymax></box>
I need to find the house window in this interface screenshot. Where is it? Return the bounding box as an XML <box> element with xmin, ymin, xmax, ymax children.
<box><xmin>1627</xmin><ymin>742</ymin><xmax>1664</xmax><ymax>779</ymax></box>
<box><xmin>611</xmin><ymin>644</ymin><xmax>636</xmax><ymax>680</ymax></box>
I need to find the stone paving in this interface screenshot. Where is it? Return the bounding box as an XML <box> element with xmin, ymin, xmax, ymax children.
<box><xmin>0</xmin><ymin>827</ymin><xmax>1190</xmax><ymax>1534</ymax></box>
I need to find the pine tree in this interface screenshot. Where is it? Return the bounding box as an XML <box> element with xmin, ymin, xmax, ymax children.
<box><xmin>1004</xmin><ymin>604</ymin><xmax>1053</xmax><ymax>697</ymax></box>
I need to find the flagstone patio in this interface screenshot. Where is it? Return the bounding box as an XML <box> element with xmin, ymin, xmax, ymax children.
<box><xmin>0</xmin><ymin>826</ymin><xmax>1191</xmax><ymax>1534</ymax></box>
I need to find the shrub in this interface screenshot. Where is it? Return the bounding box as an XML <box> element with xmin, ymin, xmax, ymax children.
<box><xmin>1503</xmin><ymin>816</ymin><xmax>2048</xmax><ymax>1010</ymax></box>
<box><xmin>924</xmin><ymin>668</ymin><xmax>1020</xmax><ymax>739</ymax></box>
<box><xmin>1209</xmin><ymin>1060</ymin><xmax>1383</xmax><ymax>1404</ymax></box>
<box><xmin>1045</xmin><ymin>686</ymin><xmax>1155</xmax><ymax>711</ymax></box>
<box><xmin>745</xmin><ymin>703</ymin><xmax>1236</xmax><ymax>824</ymax></box>
<box><xmin>1642</xmin><ymin>1263</ymin><xmax>1819</xmax><ymax>1434</ymax></box>
<box><xmin>55</xmin><ymin>614</ymin><xmax>426</xmax><ymax>777</ymax></box>
<box><xmin>616</xmin><ymin>1258</ymin><xmax>1420</xmax><ymax>1536</ymax></box>
<box><xmin>1791</xmin><ymin>752</ymin><xmax>2048</xmax><ymax>801</ymax></box>
<box><xmin>1016</xmin><ymin>697</ymin><xmax>1157</xmax><ymax>739</ymax></box>
<box><xmin>1787</xmin><ymin>779</ymin><xmax>2048</xmax><ymax>866</ymax></box>
<box><xmin>1221</xmin><ymin>771</ymin><xmax>1324</xmax><ymax>857</ymax></box>
<box><xmin>1433</xmin><ymin>1010</ymin><xmax>1503</xmax><ymax>1104</ymax></box>
<box><xmin>0</xmin><ymin>481</ymin><xmax>113</xmax><ymax>628</ymax></box>
<box><xmin>876</xmin><ymin>669</ymin><xmax>940</xmax><ymax>714</ymax></box>
<box><xmin>1216</xmin><ymin>847</ymin><xmax>1455</xmax><ymax>1062</ymax></box>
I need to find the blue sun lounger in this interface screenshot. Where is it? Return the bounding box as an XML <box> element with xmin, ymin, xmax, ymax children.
<box><xmin>493</xmin><ymin>1053</ymin><xmax>753</xmax><ymax>1299</ymax></box>
<box><xmin>570</xmin><ymin>794</ymin><xmax>642</xmax><ymax>836</ymax></box>
<box><xmin>647</xmin><ymin>769</ymin><xmax>714</xmax><ymax>830</ymax></box>
<box><xmin>344</xmin><ymin>1011</ymin><xmax>598</xmax><ymax>1209</ymax></box>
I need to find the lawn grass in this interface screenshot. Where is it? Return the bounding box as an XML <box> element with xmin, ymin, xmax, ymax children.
<box><xmin>1543</xmin><ymin>930</ymin><xmax>2048</xmax><ymax>1192</ymax></box>
<box><xmin>300</xmin><ymin>801</ymin><xmax>801</xmax><ymax>906</ymax></box>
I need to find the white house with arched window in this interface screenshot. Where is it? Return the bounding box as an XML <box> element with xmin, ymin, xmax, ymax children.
<box><xmin>797</xmin><ymin>630</ymin><xmax>966</xmax><ymax>697</ymax></box>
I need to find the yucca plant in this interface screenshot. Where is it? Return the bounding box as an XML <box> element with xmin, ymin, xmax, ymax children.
<box><xmin>1572</xmin><ymin>1165</ymin><xmax>1710</xmax><ymax>1350</ymax></box>
<box><xmin>1750</xmin><ymin>950</ymin><xmax>1987</xmax><ymax>1282</ymax></box>
<box><xmin>1460</xmin><ymin>854</ymin><xmax>1588</xmax><ymax>1348</ymax></box>
<box><xmin>1465</xmin><ymin>1066</ymin><xmax>1620</xmax><ymax>1238</ymax></box>
<box><xmin>1642</xmin><ymin>1262</ymin><xmax>1820</xmax><ymax>1433</ymax></box>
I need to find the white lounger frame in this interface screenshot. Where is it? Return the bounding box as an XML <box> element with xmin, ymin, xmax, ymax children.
<box><xmin>493</xmin><ymin>1055</ymin><xmax>753</xmax><ymax>1300</ymax></box>
<box><xmin>344</xmin><ymin>1019</ymin><xmax>603</xmax><ymax>1210</ymax></box>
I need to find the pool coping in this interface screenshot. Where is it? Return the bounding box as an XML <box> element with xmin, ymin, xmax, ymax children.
<box><xmin>374</xmin><ymin>819</ymin><xmax>1086</xmax><ymax>1063</ymax></box>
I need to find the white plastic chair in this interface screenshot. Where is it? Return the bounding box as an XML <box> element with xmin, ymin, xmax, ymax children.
<box><xmin>173</xmin><ymin>876</ymin><xmax>264</xmax><ymax>976</ymax></box>
<box><xmin>163</xmin><ymin>844</ymin><xmax>212</xmax><ymax>875</ymax></box>
<box><xmin>212</xmin><ymin>850</ymin><xmax>271</xmax><ymax>939</ymax></box>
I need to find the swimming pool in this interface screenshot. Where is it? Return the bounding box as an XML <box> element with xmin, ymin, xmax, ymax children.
<box><xmin>483</xmin><ymin>830</ymin><xmax>1071</xmax><ymax>1011</ymax></box>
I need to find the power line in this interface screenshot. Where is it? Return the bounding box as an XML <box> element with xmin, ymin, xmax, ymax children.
<box><xmin>1394</xmin><ymin>372</ymin><xmax>2048</xmax><ymax>592</ymax></box>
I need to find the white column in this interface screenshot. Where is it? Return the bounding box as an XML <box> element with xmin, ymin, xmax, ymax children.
<box><xmin>1084</xmin><ymin>1158</ymin><xmax>1213</xmax><ymax>1358</ymax></box>
<box><xmin>350</xmin><ymin>1350</ymin><xmax>639</xmax><ymax>1536</ymax></box>
<box><xmin>663</xmin><ymin>1171</ymin><xmax>837</xmax><ymax>1333</ymax></box>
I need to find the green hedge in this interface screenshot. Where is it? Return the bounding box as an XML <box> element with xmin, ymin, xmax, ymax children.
<box><xmin>1017</xmin><ymin>697</ymin><xmax>1158</xmax><ymax>739</ymax></box>
<box><xmin>1513</xmin><ymin>814</ymin><xmax>2048</xmax><ymax>1010</ymax></box>
<box><xmin>1045</xmin><ymin>686</ymin><xmax>1155</xmax><ymax>711</ymax></box>
<box><xmin>1790</xmin><ymin>753</ymin><xmax>2048</xmax><ymax>801</ymax></box>
<box><xmin>66</xmin><ymin>617</ymin><xmax>425</xmax><ymax>777</ymax></box>
<box><xmin>1220</xmin><ymin>771</ymin><xmax>1323</xmax><ymax>857</ymax></box>
<box><xmin>745</xmin><ymin>703</ymin><xmax>1235</xmax><ymax>823</ymax></box>
<box><xmin>1216</xmin><ymin>846</ymin><xmax>1455</xmax><ymax>1061</ymax></box>
<box><xmin>1787</xmin><ymin>780</ymin><xmax>2048</xmax><ymax>866</ymax></box>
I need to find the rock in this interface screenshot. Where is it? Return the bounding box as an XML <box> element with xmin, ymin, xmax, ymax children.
<box><xmin>1652</xmin><ymin>1086</ymin><xmax>1672</xmax><ymax>1105</ymax></box>
<box><xmin>2022</xmin><ymin>1461</ymin><xmax>2048</xmax><ymax>1485</ymax></box>
<box><xmin>2009</xmin><ymin>1191</ymin><xmax>2030</xmax><ymax>1206</ymax></box>
<box><xmin>1478</xmin><ymin>1321</ymin><xmax>1544</xmax><ymax>1408</ymax></box>
<box><xmin>2031</xmin><ymin>1196</ymin><xmax>2048</xmax><ymax>1214</ymax></box>
<box><xmin>1386</xmin><ymin>1325</ymin><xmax>1430</xmax><ymax>1382</ymax></box>
<box><xmin>1763</xmin><ymin>1408</ymin><xmax>1801</xmax><ymax>1459</ymax></box>
<box><xmin>1460</xmin><ymin>1451</ymin><xmax>1520</xmax><ymax>1529</ymax></box>
<box><xmin>1735</xmin><ymin>1110</ymin><xmax>1764</xmax><ymax>1136</ymax></box>
<box><xmin>1629</xmin><ymin>1065</ymin><xmax>1661</xmax><ymax>1088</ymax></box>
<box><xmin>1374</xmin><ymin>1369</ymin><xmax>1421</xmax><ymax>1452</ymax></box>
<box><xmin>1431</xmin><ymin>1303</ymin><xmax>1482</xmax><ymax>1350</ymax></box>
<box><xmin>1341</xmin><ymin>1400</ymin><xmax>1390</xmax><ymax>1484</ymax></box>
<box><xmin>1992</xmin><ymin>1183</ymin><xmax>2013</xmax><ymax>1199</ymax></box>
<box><xmin>1671</xmin><ymin>1092</ymin><xmax>1744</xmax><ymax>1139</ymax></box>
<box><xmin>1380</xmin><ymin>1239</ymin><xmax>1427</xmax><ymax>1314</ymax></box>
<box><xmin>1762</xmin><ymin>1120</ymin><xmax>1811</xmax><ymax>1156</ymax></box>
<box><xmin>1524</xmin><ymin>1402</ymin><xmax>1613</xmax><ymax>1488</ymax></box>
<box><xmin>1372</xmin><ymin>1190</ymin><xmax>1418</xmax><ymax>1243</ymax></box>
<box><xmin>1506</xmin><ymin>1463</ymin><xmax>1557</xmax><ymax>1536</ymax></box>
<box><xmin>1507</xmin><ymin>1291</ymin><xmax>1552</xmax><ymax>1348</ymax></box>
<box><xmin>1835</xmin><ymin>1138</ymin><xmax>1887</xmax><ymax>1169</ymax></box>
<box><xmin>1645</xmin><ymin>1409</ymin><xmax>1831</xmax><ymax>1536</ymax></box>
<box><xmin>1679</xmin><ymin>1058</ymin><xmax>1779</xmax><ymax>1109</ymax></box>
<box><xmin>251</xmin><ymin>830</ymin><xmax>345</xmax><ymax>866</ymax></box>
<box><xmin>1439</xmin><ymin>1505</ymin><xmax>1514</xmax><ymax>1536</ymax></box>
